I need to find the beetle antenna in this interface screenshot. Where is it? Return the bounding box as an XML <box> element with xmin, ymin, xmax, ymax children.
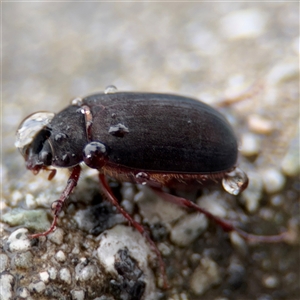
<box><xmin>29</xmin><ymin>165</ymin><xmax>81</xmax><ymax>239</ymax></box>
<box><xmin>99</xmin><ymin>173</ymin><xmax>169</xmax><ymax>289</ymax></box>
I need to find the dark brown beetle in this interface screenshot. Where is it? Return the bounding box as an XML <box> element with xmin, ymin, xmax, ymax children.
<box><xmin>15</xmin><ymin>88</ymin><xmax>287</xmax><ymax>287</ymax></box>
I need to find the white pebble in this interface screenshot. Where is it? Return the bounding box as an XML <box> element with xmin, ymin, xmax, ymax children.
<box><xmin>59</xmin><ymin>268</ymin><xmax>72</xmax><ymax>284</ymax></box>
<box><xmin>8</xmin><ymin>228</ymin><xmax>31</xmax><ymax>252</ymax></box>
<box><xmin>48</xmin><ymin>228</ymin><xmax>64</xmax><ymax>245</ymax></box>
<box><xmin>240</xmin><ymin>170</ymin><xmax>263</xmax><ymax>213</ymax></box>
<box><xmin>261</xmin><ymin>168</ymin><xmax>286</xmax><ymax>194</ymax></box>
<box><xmin>220</xmin><ymin>9</ymin><xmax>266</xmax><ymax>39</ymax></box>
<box><xmin>240</xmin><ymin>133</ymin><xmax>260</xmax><ymax>156</ymax></box>
<box><xmin>25</xmin><ymin>193</ymin><xmax>36</xmax><ymax>209</ymax></box>
<box><xmin>0</xmin><ymin>273</ymin><xmax>14</xmax><ymax>300</ymax></box>
<box><xmin>28</xmin><ymin>281</ymin><xmax>46</xmax><ymax>293</ymax></box>
<box><xmin>97</xmin><ymin>225</ymin><xmax>157</xmax><ymax>297</ymax></box>
<box><xmin>190</xmin><ymin>257</ymin><xmax>221</xmax><ymax>295</ymax></box>
<box><xmin>0</xmin><ymin>254</ymin><xmax>9</xmax><ymax>272</ymax></box>
<box><xmin>18</xmin><ymin>287</ymin><xmax>30</xmax><ymax>298</ymax></box>
<box><xmin>75</xmin><ymin>264</ymin><xmax>97</xmax><ymax>282</ymax></box>
<box><xmin>170</xmin><ymin>213</ymin><xmax>208</xmax><ymax>246</ymax></box>
<box><xmin>197</xmin><ymin>192</ymin><xmax>227</xmax><ymax>218</ymax></box>
<box><xmin>267</xmin><ymin>62</ymin><xmax>298</xmax><ymax>84</ymax></box>
<box><xmin>39</xmin><ymin>271</ymin><xmax>49</xmax><ymax>283</ymax></box>
<box><xmin>263</xmin><ymin>275</ymin><xmax>279</xmax><ymax>288</ymax></box>
<box><xmin>248</xmin><ymin>114</ymin><xmax>274</xmax><ymax>134</ymax></box>
<box><xmin>71</xmin><ymin>289</ymin><xmax>85</xmax><ymax>300</ymax></box>
<box><xmin>230</xmin><ymin>232</ymin><xmax>248</xmax><ymax>256</ymax></box>
<box><xmin>55</xmin><ymin>250</ymin><xmax>66</xmax><ymax>262</ymax></box>
<box><xmin>48</xmin><ymin>267</ymin><xmax>57</xmax><ymax>280</ymax></box>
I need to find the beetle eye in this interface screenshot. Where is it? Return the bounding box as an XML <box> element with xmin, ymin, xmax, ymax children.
<box><xmin>39</xmin><ymin>151</ymin><xmax>53</xmax><ymax>166</ymax></box>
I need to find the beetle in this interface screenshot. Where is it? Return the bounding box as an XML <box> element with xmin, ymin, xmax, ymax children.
<box><xmin>15</xmin><ymin>88</ymin><xmax>287</xmax><ymax>287</ymax></box>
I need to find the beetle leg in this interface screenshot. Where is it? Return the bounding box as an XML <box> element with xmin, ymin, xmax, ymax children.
<box><xmin>150</xmin><ymin>187</ymin><xmax>288</xmax><ymax>243</ymax></box>
<box><xmin>29</xmin><ymin>165</ymin><xmax>81</xmax><ymax>239</ymax></box>
<box><xmin>98</xmin><ymin>173</ymin><xmax>169</xmax><ymax>289</ymax></box>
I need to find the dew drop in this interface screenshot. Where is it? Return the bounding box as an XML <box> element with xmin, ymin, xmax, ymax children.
<box><xmin>135</xmin><ymin>172</ymin><xmax>149</xmax><ymax>185</ymax></box>
<box><xmin>104</xmin><ymin>85</ymin><xmax>118</xmax><ymax>94</ymax></box>
<box><xmin>71</xmin><ymin>97</ymin><xmax>82</xmax><ymax>106</ymax></box>
<box><xmin>62</xmin><ymin>154</ymin><xmax>70</xmax><ymax>164</ymax></box>
<box><xmin>222</xmin><ymin>168</ymin><xmax>249</xmax><ymax>195</ymax></box>
<box><xmin>109</xmin><ymin>123</ymin><xmax>129</xmax><ymax>137</ymax></box>
<box><xmin>111</xmin><ymin>113</ymin><xmax>117</xmax><ymax>119</ymax></box>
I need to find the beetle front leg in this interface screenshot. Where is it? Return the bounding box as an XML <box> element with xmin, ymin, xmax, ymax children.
<box><xmin>29</xmin><ymin>165</ymin><xmax>81</xmax><ymax>239</ymax></box>
<box><xmin>150</xmin><ymin>187</ymin><xmax>289</xmax><ymax>243</ymax></box>
<box><xmin>98</xmin><ymin>173</ymin><xmax>169</xmax><ymax>289</ymax></box>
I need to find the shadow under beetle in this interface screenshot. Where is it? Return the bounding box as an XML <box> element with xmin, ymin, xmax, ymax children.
<box><xmin>15</xmin><ymin>87</ymin><xmax>288</xmax><ymax>288</ymax></box>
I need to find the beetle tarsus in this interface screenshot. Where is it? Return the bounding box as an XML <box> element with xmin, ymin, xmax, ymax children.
<box><xmin>99</xmin><ymin>173</ymin><xmax>169</xmax><ymax>289</ymax></box>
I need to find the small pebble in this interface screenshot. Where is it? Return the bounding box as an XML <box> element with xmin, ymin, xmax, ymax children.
<box><xmin>55</xmin><ymin>250</ymin><xmax>66</xmax><ymax>263</ymax></box>
<box><xmin>190</xmin><ymin>257</ymin><xmax>221</xmax><ymax>295</ymax></box>
<box><xmin>0</xmin><ymin>273</ymin><xmax>14</xmax><ymax>300</ymax></box>
<box><xmin>240</xmin><ymin>170</ymin><xmax>263</xmax><ymax>213</ymax></box>
<box><xmin>281</xmin><ymin>136</ymin><xmax>300</xmax><ymax>176</ymax></box>
<box><xmin>39</xmin><ymin>271</ymin><xmax>50</xmax><ymax>283</ymax></box>
<box><xmin>263</xmin><ymin>275</ymin><xmax>279</xmax><ymax>288</ymax></box>
<box><xmin>230</xmin><ymin>232</ymin><xmax>248</xmax><ymax>256</ymax></box>
<box><xmin>7</xmin><ymin>228</ymin><xmax>31</xmax><ymax>252</ymax></box>
<box><xmin>0</xmin><ymin>254</ymin><xmax>9</xmax><ymax>272</ymax></box>
<box><xmin>248</xmin><ymin>114</ymin><xmax>274</xmax><ymax>134</ymax></box>
<box><xmin>14</xmin><ymin>251</ymin><xmax>33</xmax><ymax>269</ymax></box>
<box><xmin>48</xmin><ymin>228</ymin><xmax>64</xmax><ymax>245</ymax></box>
<box><xmin>267</xmin><ymin>62</ymin><xmax>298</xmax><ymax>84</ymax></box>
<box><xmin>59</xmin><ymin>267</ymin><xmax>72</xmax><ymax>284</ymax></box>
<box><xmin>197</xmin><ymin>192</ymin><xmax>227</xmax><ymax>218</ymax></box>
<box><xmin>270</xmin><ymin>195</ymin><xmax>284</xmax><ymax>207</ymax></box>
<box><xmin>220</xmin><ymin>9</ymin><xmax>266</xmax><ymax>39</ymax></box>
<box><xmin>75</xmin><ymin>264</ymin><xmax>97</xmax><ymax>282</ymax></box>
<box><xmin>170</xmin><ymin>213</ymin><xmax>208</xmax><ymax>246</ymax></box>
<box><xmin>48</xmin><ymin>267</ymin><xmax>57</xmax><ymax>280</ymax></box>
<box><xmin>3</xmin><ymin>209</ymin><xmax>50</xmax><ymax>232</ymax></box>
<box><xmin>28</xmin><ymin>281</ymin><xmax>46</xmax><ymax>293</ymax></box>
<box><xmin>71</xmin><ymin>289</ymin><xmax>85</xmax><ymax>300</ymax></box>
<box><xmin>240</xmin><ymin>133</ymin><xmax>261</xmax><ymax>156</ymax></box>
<box><xmin>136</xmin><ymin>187</ymin><xmax>185</xmax><ymax>224</ymax></box>
<box><xmin>17</xmin><ymin>287</ymin><xmax>30</xmax><ymax>299</ymax></box>
<box><xmin>261</xmin><ymin>168</ymin><xmax>286</xmax><ymax>194</ymax></box>
<box><xmin>97</xmin><ymin>225</ymin><xmax>157</xmax><ymax>297</ymax></box>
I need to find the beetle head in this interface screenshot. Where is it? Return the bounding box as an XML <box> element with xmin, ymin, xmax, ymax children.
<box><xmin>15</xmin><ymin>112</ymin><xmax>55</xmax><ymax>174</ymax></box>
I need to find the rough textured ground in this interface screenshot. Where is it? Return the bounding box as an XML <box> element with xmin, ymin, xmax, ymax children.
<box><xmin>2</xmin><ymin>3</ymin><xmax>299</xmax><ymax>300</ymax></box>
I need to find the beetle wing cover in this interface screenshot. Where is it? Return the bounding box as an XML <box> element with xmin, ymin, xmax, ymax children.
<box><xmin>84</xmin><ymin>93</ymin><xmax>238</xmax><ymax>173</ymax></box>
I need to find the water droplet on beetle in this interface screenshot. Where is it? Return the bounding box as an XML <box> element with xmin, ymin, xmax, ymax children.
<box><xmin>62</xmin><ymin>154</ymin><xmax>70</xmax><ymax>164</ymax></box>
<box><xmin>55</xmin><ymin>133</ymin><xmax>67</xmax><ymax>141</ymax></box>
<box><xmin>109</xmin><ymin>123</ymin><xmax>129</xmax><ymax>137</ymax></box>
<box><xmin>71</xmin><ymin>97</ymin><xmax>82</xmax><ymax>106</ymax></box>
<box><xmin>104</xmin><ymin>85</ymin><xmax>118</xmax><ymax>94</ymax></box>
<box><xmin>222</xmin><ymin>168</ymin><xmax>249</xmax><ymax>195</ymax></box>
<box><xmin>135</xmin><ymin>172</ymin><xmax>149</xmax><ymax>185</ymax></box>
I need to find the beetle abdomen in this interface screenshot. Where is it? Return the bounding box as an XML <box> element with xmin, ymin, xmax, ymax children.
<box><xmin>83</xmin><ymin>93</ymin><xmax>238</xmax><ymax>173</ymax></box>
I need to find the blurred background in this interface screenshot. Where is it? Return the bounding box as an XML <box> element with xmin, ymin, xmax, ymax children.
<box><xmin>2</xmin><ymin>2</ymin><xmax>299</xmax><ymax>300</ymax></box>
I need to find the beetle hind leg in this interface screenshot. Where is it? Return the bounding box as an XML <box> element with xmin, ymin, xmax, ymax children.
<box><xmin>98</xmin><ymin>173</ymin><xmax>169</xmax><ymax>289</ymax></box>
<box><xmin>150</xmin><ymin>187</ymin><xmax>289</xmax><ymax>243</ymax></box>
